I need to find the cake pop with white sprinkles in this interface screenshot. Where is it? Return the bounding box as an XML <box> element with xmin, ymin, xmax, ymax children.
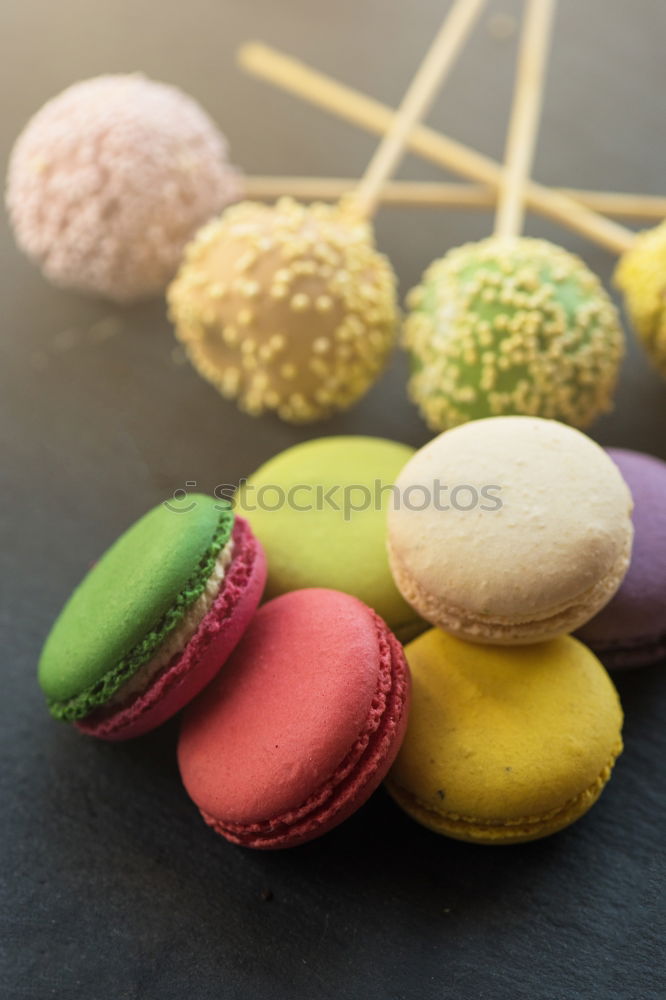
<box><xmin>168</xmin><ymin>197</ymin><xmax>397</xmax><ymax>421</ymax></box>
<box><xmin>405</xmin><ymin>236</ymin><xmax>623</xmax><ymax>430</ymax></box>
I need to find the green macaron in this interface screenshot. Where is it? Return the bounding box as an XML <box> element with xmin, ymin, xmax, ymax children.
<box><xmin>38</xmin><ymin>495</ymin><xmax>240</xmax><ymax>736</ymax></box>
<box><xmin>236</xmin><ymin>436</ymin><xmax>424</xmax><ymax>641</ymax></box>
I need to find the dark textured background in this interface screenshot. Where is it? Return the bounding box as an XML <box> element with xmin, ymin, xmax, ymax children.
<box><xmin>1</xmin><ymin>1</ymin><xmax>665</xmax><ymax>997</ymax></box>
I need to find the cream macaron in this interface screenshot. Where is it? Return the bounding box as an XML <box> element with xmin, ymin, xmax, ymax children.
<box><xmin>387</xmin><ymin>416</ymin><xmax>634</xmax><ymax>644</ymax></box>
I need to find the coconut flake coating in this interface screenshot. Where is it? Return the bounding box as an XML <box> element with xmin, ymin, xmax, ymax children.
<box><xmin>6</xmin><ymin>74</ymin><xmax>242</xmax><ymax>302</ymax></box>
<box><xmin>167</xmin><ymin>197</ymin><xmax>398</xmax><ymax>423</ymax></box>
<box><xmin>404</xmin><ymin>236</ymin><xmax>624</xmax><ymax>431</ymax></box>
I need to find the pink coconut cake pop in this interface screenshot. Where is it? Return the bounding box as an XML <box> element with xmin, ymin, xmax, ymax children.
<box><xmin>6</xmin><ymin>73</ymin><xmax>241</xmax><ymax>303</ymax></box>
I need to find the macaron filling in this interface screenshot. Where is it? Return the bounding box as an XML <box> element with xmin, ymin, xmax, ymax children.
<box><xmin>198</xmin><ymin>614</ymin><xmax>409</xmax><ymax>848</ymax></box>
<box><xmin>387</xmin><ymin>738</ymin><xmax>623</xmax><ymax>844</ymax></box>
<box><xmin>103</xmin><ymin>538</ymin><xmax>234</xmax><ymax>709</ymax></box>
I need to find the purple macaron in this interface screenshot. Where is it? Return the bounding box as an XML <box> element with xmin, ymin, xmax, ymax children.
<box><xmin>576</xmin><ymin>448</ymin><xmax>666</xmax><ymax>669</ymax></box>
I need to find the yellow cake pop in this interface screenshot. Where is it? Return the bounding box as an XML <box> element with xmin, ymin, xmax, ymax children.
<box><xmin>168</xmin><ymin>198</ymin><xmax>396</xmax><ymax>421</ymax></box>
<box><xmin>614</xmin><ymin>220</ymin><xmax>666</xmax><ymax>377</ymax></box>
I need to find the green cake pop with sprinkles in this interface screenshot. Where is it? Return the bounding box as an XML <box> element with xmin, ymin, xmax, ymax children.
<box><xmin>405</xmin><ymin>237</ymin><xmax>623</xmax><ymax>430</ymax></box>
<box><xmin>404</xmin><ymin>0</ymin><xmax>624</xmax><ymax>433</ymax></box>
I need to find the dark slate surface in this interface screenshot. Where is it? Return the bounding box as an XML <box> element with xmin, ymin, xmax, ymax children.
<box><xmin>1</xmin><ymin>1</ymin><xmax>664</xmax><ymax>997</ymax></box>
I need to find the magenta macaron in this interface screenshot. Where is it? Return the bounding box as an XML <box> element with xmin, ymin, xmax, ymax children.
<box><xmin>38</xmin><ymin>495</ymin><xmax>266</xmax><ymax>740</ymax></box>
<box><xmin>577</xmin><ymin>448</ymin><xmax>666</xmax><ymax>668</ymax></box>
<box><xmin>178</xmin><ymin>588</ymin><xmax>411</xmax><ymax>848</ymax></box>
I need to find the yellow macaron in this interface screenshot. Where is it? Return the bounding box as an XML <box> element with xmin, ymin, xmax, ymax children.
<box><xmin>386</xmin><ymin>629</ymin><xmax>623</xmax><ymax>844</ymax></box>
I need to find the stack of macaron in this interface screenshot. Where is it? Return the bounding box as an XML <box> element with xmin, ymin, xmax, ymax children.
<box><xmin>383</xmin><ymin>415</ymin><xmax>634</xmax><ymax>843</ymax></box>
<box><xmin>37</xmin><ymin>417</ymin><xmax>666</xmax><ymax>849</ymax></box>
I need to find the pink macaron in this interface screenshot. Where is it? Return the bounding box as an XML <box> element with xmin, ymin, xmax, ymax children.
<box><xmin>177</xmin><ymin>588</ymin><xmax>411</xmax><ymax>848</ymax></box>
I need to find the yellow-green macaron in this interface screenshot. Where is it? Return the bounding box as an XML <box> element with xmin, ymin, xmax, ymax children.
<box><xmin>236</xmin><ymin>436</ymin><xmax>424</xmax><ymax>642</ymax></box>
<box><xmin>386</xmin><ymin>629</ymin><xmax>623</xmax><ymax>844</ymax></box>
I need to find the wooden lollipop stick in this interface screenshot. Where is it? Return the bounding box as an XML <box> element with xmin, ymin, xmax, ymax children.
<box><xmin>353</xmin><ymin>0</ymin><xmax>488</xmax><ymax>218</ymax></box>
<box><xmin>239</xmin><ymin>43</ymin><xmax>635</xmax><ymax>253</ymax></box>
<box><xmin>244</xmin><ymin>177</ymin><xmax>499</xmax><ymax>205</ymax></box>
<box><xmin>242</xmin><ymin>177</ymin><xmax>666</xmax><ymax>219</ymax></box>
<box><xmin>556</xmin><ymin>190</ymin><xmax>666</xmax><ymax>220</ymax></box>
<box><xmin>495</xmin><ymin>0</ymin><xmax>556</xmax><ymax>239</ymax></box>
